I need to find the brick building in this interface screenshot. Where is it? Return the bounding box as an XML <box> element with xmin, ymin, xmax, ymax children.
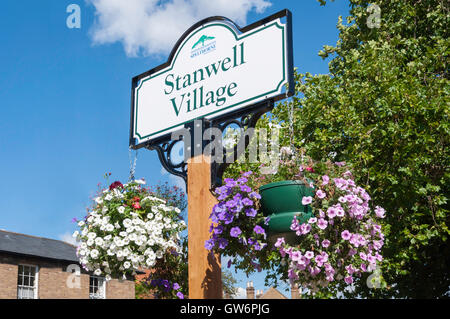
<box><xmin>0</xmin><ymin>230</ymin><xmax>135</xmax><ymax>299</ymax></box>
<box><xmin>245</xmin><ymin>281</ymin><xmax>301</xmax><ymax>299</ymax></box>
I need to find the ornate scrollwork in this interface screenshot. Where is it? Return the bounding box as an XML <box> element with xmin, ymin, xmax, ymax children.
<box><xmin>147</xmin><ymin>138</ymin><xmax>187</xmax><ymax>186</ymax></box>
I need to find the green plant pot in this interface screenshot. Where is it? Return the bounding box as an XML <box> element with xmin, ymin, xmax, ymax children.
<box><xmin>259</xmin><ymin>180</ymin><xmax>314</xmax><ymax>237</ymax></box>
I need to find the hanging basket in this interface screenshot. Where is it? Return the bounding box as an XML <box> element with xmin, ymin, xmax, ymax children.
<box><xmin>259</xmin><ymin>180</ymin><xmax>314</xmax><ymax>242</ymax></box>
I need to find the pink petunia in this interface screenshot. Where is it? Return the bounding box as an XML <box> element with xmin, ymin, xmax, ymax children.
<box><xmin>317</xmin><ymin>218</ymin><xmax>328</xmax><ymax>230</ymax></box>
<box><xmin>321</xmin><ymin>239</ymin><xmax>331</xmax><ymax>248</ymax></box>
<box><xmin>304</xmin><ymin>251</ymin><xmax>314</xmax><ymax>259</ymax></box>
<box><xmin>341</xmin><ymin>230</ymin><xmax>352</xmax><ymax>240</ymax></box>
<box><xmin>334</xmin><ymin>178</ymin><xmax>348</xmax><ymax>190</ymax></box>
<box><xmin>274</xmin><ymin>237</ymin><xmax>285</xmax><ymax>248</ymax></box>
<box><xmin>302</xmin><ymin>196</ymin><xmax>313</xmax><ymax>205</ymax></box>
<box><xmin>322</xmin><ymin>175</ymin><xmax>330</xmax><ymax>185</ymax></box>
<box><xmin>374</xmin><ymin>206</ymin><xmax>386</xmax><ymax>218</ymax></box>
<box><xmin>316</xmin><ymin>189</ymin><xmax>326</xmax><ymax>199</ymax></box>
<box><xmin>327</xmin><ymin>206</ymin><xmax>337</xmax><ymax>219</ymax></box>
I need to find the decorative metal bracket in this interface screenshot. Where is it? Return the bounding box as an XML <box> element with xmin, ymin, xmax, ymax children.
<box><xmin>146</xmin><ymin>137</ymin><xmax>187</xmax><ymax>185</ymax></box>
<box><xmin>144</xmin><ymin>99</ymin><xmax>274</xmax><ymax>190</ymax></box>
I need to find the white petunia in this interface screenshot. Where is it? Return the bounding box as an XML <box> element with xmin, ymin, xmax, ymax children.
<box><xmin>117</xmin><ymin>206</ymin><xmax>125</xmax><ymax>214</ymax></box>
<box><xmin>87</xmin><ymin>232</ymin><xmax>97</xmax><ymax>240</ymax></box>
<box><xmin>146</xmin><ymin>258</ymin><xmax>155</xmax><ymax>267</ymax></box>
<box><xmin>123</xmin><ymin>218</ymin><xmax>132</xmax><ymax>228</ymax></box>
<box><xmin>90</xmin><ymin>249</ymin><xmax>99</xmax><ymax>259</ymax></box>
<box><xmin>95</xmin><ymin>237</ymin><xmax>104</xmax><ymax>246</ymax></box>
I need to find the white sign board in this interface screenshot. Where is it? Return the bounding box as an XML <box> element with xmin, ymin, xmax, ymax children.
<box><xmin>130</xmin><ymin>13</ymin><xmax>293</xmax><ymax>147</ymax></box>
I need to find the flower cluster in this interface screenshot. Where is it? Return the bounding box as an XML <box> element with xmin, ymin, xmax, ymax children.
<box><xmin>148</xmin><ymin>279</ymin><xmax>184</xmax><ymax>299</ymax></box>
<box><xmin>275</xmin><ymin>164</ymin><xmax>386</xmax><ymax>294</ymax></box>
<box><xmin>205</xmin><ymin>172</ymin><xmax>271</xmax><ymax>274</ymax></box>
<box><xmin>73</xmin><ymin>179</ymin><xmax>186</xmax><ymax>292</ymax></box>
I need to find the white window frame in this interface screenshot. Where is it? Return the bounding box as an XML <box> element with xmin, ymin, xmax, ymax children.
<box><xmin>89</xmin><ymin>275</ymin><xmax>106</xmax><ymax>299</ymax></box>
<box><xmin>17</xmin><ymin>264</ymin><xmax>39</xmax><ymax>299</ymax></box>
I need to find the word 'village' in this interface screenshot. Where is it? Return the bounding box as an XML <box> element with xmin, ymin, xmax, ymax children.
<box><xmin>165</xmin><ymin>43</ymin><xmax>245</xmax><ymax>116</ymax></box>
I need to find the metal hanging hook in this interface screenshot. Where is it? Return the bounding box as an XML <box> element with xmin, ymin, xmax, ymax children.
<box><xmin>128</xmin><ymin>146</ymin><xmax>138</xmax><ymax>181</ymax></box>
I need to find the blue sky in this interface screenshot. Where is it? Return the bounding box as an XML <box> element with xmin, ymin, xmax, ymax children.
<box><xmin>0</xmin><ymin>0</ymin><xmax>350</xmax><ymax>297</ymax></box>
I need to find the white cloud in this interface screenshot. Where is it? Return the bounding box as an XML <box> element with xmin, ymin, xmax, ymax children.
<box><xmin>59</xmin><ymin>232</ymin><xmax>79</xmax><ymax>246</ymax></box>
<box><xmin>86</xmin><ymin>0</ymin><xmax>272</xmax><ymax>57</ymax></box>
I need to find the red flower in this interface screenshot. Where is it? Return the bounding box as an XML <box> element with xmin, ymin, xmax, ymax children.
<box><xmin>306</xmin><ymin>167</ymin><xmax>315</xmax><ymax>172</ymax></box>
<box><xmin>109</xmin><ymin>181</ymin><xmax>123</xmax><ymax>190</ymax></box>
<box><xmin>133</xmin><ymin>202</ymin><xmax>141</xmax><ymax>209</ymax></box>
<box><xmin>133</xmin><ymin>196</ymin><xmax>140</xmax><ymax>202</ymax></box>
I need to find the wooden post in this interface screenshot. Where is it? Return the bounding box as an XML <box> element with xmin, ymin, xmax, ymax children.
<box><xmin>187</xmin><ymin>154</ymin><xmax>222</xmax><ymax>299</ymax></box>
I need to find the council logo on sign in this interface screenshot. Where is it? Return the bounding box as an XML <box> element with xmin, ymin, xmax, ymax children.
<box><xmin>191</xmin><ymin>35</ymin><xmax>216</xmax><ymax>58</ymax></box>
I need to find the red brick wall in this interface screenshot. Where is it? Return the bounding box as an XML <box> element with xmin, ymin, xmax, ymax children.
<box><xmin>106</xmin><ymin>277</ymin><xmax>135</xmax><ymax>299</ymax></box>
<box><xmin>0</xmin><ymin>255</ymin><xmax>18</xmax><ymax>299</ymax></box>
<box><xmin>0</xmin><ymin>253</ymin><xmax>135</xmax><ymax>299</ymax></box>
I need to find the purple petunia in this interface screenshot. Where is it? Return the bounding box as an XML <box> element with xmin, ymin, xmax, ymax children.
<box><xmin>253</xmin><ymin>225</ymin><xmax>265</xmax><ymax>235</ymax></box>
<box><xmin>218</xmin><ymin>238</ymin><xmax>228</xmax><ymax>249</ymax></box>
<box><xmin>242</xmin><ymin>198</ymin><xmax>254</xmax><ymax>206</ymax></box>
<box><xmin>230</xmin><ymin>227</ymin><xmax>242</xmax><ymax>238</ymax></box>
<box><xmin>204</xmin><ymin>239</ymin><xmax>214</xmax><ymax>250</ymax></box>
<box><xmin>249</xmin><ymin>191</ymin><xmax>261</xmax><ymax>200</ymax></box>
<box><xmin>224</xmin><ymin>178</ymin><xmax>237</xmax><ymax>187</ymax></box>
<box><xmin>242</xmin><ymin>171</ymin><xmax>253</xmax><ymax>177</ymax></box>
<box><xmin>245</xmin><ymin>208</ymin><xmax>257</xmax><ymax>217</ymax></box>
<box><xmin>176</xmin><ymin>292</ymin><xmax>184</xmax><ymax>299</ymax></box>
<box><xmin>214</xmin><ymin>225</ymin><xmax>223</xmax><ymax>234</ymax></box>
